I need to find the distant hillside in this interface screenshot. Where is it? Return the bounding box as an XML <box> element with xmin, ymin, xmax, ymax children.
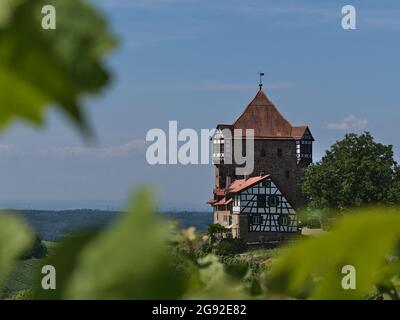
<box><xmin>8</xmin><ymin>209</ymin><xmax>213</xmax><ymax>241</ymax></box>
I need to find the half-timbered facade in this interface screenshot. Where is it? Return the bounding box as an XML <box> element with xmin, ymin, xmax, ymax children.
<box><xmin>208</xmin><ymin>89</ymin><xmax>314</xmax><ymax>243</ymax></box>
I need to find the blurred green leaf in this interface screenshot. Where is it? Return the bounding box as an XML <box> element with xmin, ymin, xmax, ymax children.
<box><xmin>32</xmin><ymin>231</ymin><xmax>98</xmax><ymax>300</ymax></box>
<box><xmin>49</xmin><ymin>188</ymin><xmax>186</xmax><ymax>299</ymax></box>
<box><xmin>267</xmin><ymin>208</ymin><xmax>400</xmax><ymax>299</ymax></box>
<box><xmin>185</xmin><ymin>254</ymin><xmax>250</xmax><ymax>299</ymax></box>
<box><xmin>0</xmin><ymin>0</ymin><xmax>116</xmax><ymax>134</ymax></box>
<box><xmin>0</xmin><ymin>213</ymin><xmax>33</xmax><ymax>290</ymax></box>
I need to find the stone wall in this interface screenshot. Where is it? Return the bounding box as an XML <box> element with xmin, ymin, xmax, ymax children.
<box><xmin>215</xmin><ymin>138</ymin><xmax>307</xmax><ymax>209</ymax></box>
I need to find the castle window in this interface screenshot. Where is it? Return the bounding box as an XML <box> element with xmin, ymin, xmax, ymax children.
<box><xmin>277</xmin><ymin>148</ymin><xmax>282</xmax><ymax>157</ymax></box>
<box><xmin>257</xmin><ymin>195</ymin><xmax>266</xmax><ymax>208</ymax></box>
<box><xmin>285</xmin><ymin>170</ymin><xmax>290</xmax><ymax>179</ymax></box>
<box><xmin>296</xmin><ymin>140</ymin><xmax>312</xmax><ymax>161</ymax></box>
<box><xmin>268</xmin><ymin>195</ymin><xmax>280</xmax><ymax>207</ymax></box>
<box><xmin>278</xmin><ymin>214</ymin><xmax>290</xmax><ymax>226</ymax></box>
<box><xmin>252</xmin><ymin>215</ymin><xmax>260</xmax><ymax>225</ymax></box>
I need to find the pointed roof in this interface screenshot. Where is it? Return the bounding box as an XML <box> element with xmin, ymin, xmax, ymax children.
<box><xmin>291</xmin><ymin>126</ymin><xmax>314</xmax><ymax>140</ymax></box>
<box><xmin>291</xmin><ymin>126</ymin><xmax>307</xmax><ymax>139</ymax></box>
<box><xmin>232</xmin><ymin>90</ymin><xmax>308</xmax><ymax>139</ymax></box>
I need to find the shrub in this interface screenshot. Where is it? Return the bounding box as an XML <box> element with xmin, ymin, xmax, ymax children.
<box><xmin>20</xmin><ymin>235</ymin><xmax>48</xmax><ymax>260</ymax></box>
<box><xmin>215</xmin><ymin>238</ymin><xmax>247</xmax><ymax>256</ymax></box>
<box><xmin>5</xmin><ymin>289</ymin><xmax>33</xmax><ymax>300</ymax></box>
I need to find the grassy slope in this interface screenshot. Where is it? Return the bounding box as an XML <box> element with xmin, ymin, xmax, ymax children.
<box><xmin>2</xmin><ymin>241</ymin><xmax>57</xmax><ymax>299</ymax></box>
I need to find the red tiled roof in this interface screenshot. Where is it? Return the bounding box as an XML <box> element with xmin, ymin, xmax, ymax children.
<box><xmin>213</xmin><ymin>188</ymin><xmax>225</xmax><ymax>196</ymax></box>
<box><xmin>232</xmin><ymin>91</ymin><xmax>309</xmax><ymax>140</ymax></box>
<box><xmin>213</xmin><ymin>197</ymin><xmax>233</xmax><ymax>206</ymax></box>
<box><xmin>227</xmin><ymin>174</ymin><xmax>270</xmax><ymax>194</ymax></box>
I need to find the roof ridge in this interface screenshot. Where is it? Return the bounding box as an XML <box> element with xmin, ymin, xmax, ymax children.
<box><xmin>232</xmin><ymin>90</ymin><xmax>273</xmax><ymax>125</ymax></box>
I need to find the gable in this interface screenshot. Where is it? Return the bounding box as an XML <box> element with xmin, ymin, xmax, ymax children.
<box><xmin>301</xmin><ymin>127</ymin><xmax>314</xmax><ymax>141</ymax></box>
<box><xmin>232</xmin><ymin>178</ymin><xmax>297</xmax><ymax>233</ymax></box>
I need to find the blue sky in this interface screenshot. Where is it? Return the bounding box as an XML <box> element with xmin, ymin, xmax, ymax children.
<box><xmin>0</xmin><ymin>0</ymin><xmax>399</xmax><ymax>210</ymax></box>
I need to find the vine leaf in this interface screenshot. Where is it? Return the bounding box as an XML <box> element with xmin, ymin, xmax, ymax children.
<box><xmin>0</xmin><ymin>0</ymin><xmax>117</xmax><ymax>135</ymax></box>
<box><xmin>267</xmin><ymin>208</ymin><xmax>400</xmax><ymax>299</ymax></box>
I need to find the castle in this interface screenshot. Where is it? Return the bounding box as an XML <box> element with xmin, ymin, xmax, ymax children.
<box><xmin>208</xmin><ymin>89</ymin><xmax>314</xmax><ymax>243</ymax></box>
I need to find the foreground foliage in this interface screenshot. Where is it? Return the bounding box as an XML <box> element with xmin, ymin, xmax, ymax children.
<box><xmin>0</xmin><ymin>0</ymin><xmax>399</xmax><ymax>301</ymax></box>
<box><xmin>0</xmin><ymin>0</ymin><xmax>116</xmax><ymax>134</ymax></box>
<box><xmin>1</xmin><ymin>193</ymin><xmax>399</xmax><ymax>300</ymax></box>
<box><xmin>267</xmin><ymin>209</ymin><xmax>400</xmax><ymax>299</ymax></box>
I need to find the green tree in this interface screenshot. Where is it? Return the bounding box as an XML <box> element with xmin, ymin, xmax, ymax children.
<box><xmin>301</xmin><ymin>132</ymin><xmax>400</xmax><ymax>213</ymax></box>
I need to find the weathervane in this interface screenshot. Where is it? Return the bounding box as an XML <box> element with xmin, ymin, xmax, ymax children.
<box><xmin>258</xmin><ymin>72</ymin><xmax>265</xmax><ymax>91</ymax></box>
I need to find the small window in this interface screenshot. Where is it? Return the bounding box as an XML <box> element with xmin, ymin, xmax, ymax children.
<box><xmin>257</xmin><ymin>195</ymin><xmax>266</xmax><ymax>208</ymax></box>
<box><xmin>252</xmin><ymin>215</ymin><xmax>260</xmax><ymax>224</ymax></box>
<box><xmin>277</xmin><ymin>148</ymin><xmax>282</xmax><ymax>157</ymax></box>
<box><xmin>285</xmin><ymin>170</ymin><xmax>290</xmax><ymax>179</ymax></box>
<box><xmin>268</xmin><ymin>195</ymin><xmax>280</xmax><ymax>207</ymax></box>
<box><xmin>278</xmin><ymin>215</ymin><xmax>290</xmax><ymax>226</ymax></box>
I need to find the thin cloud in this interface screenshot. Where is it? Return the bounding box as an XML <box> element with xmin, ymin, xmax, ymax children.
<box><xmin>221</xmin><ymin>1</ymin><xmax>400</xmax><ymax>30</ymax></box>
<box><xmin>43</xmin><ymin>140</ymin><xmax>147</xmax><ymax>158</ymax></box>
<box><xmin>221</xmin><ymin>1</ymin><xmax>337</xmax><ymax>27</ymax></box>
<box><xmin>0</xmin><ymin>144</ymin><xmax>17</xmax><ymax>155</ymax></box>
<box><xmin>325</xmin><ymin>114</ymin><xmax>368</xmax><ymax>131</ymax></box>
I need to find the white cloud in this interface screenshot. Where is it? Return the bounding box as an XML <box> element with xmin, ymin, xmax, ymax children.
<box><xmin>325</xmin><ymin>114</ymin><xmax>368</xmax><ymax>131</ymax></box>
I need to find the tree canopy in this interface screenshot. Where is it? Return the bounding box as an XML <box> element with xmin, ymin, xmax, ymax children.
<box><xmin>301</xmin><ymin>132</ymin><xmax>400</xmax><ymax>212</ymax></box>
